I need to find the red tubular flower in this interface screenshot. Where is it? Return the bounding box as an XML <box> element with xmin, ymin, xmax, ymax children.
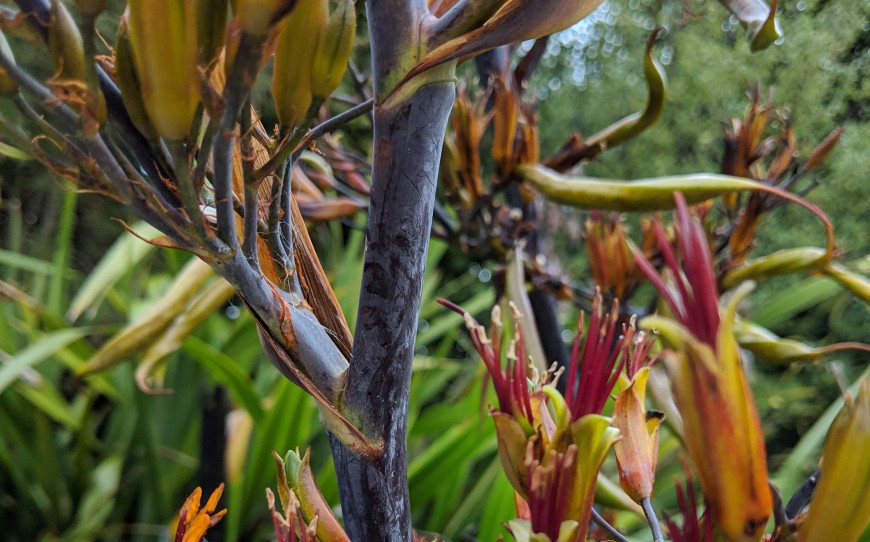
<box><xmin>635</xmin><ymin>193</ymin><xmax>773</xmax><ymax>542</ymax></box>
<box><xmin>664</xmin><ymin>468</ymin><xmax>714</xmax><ymax>542</ymax></box>
<box><xmin>565</xmin><ymin>292</ymin><xmax>656</xmax><ymax>420</ymax></box>
<box><xmin>526</xmin><ymin>444</ymin><xmax>578</xmax><ymax>540</ymax></box>
<box><xmin>439</xmin><ymin>299</ymin><xmax>534</xmax><ymax>422</ymax></box>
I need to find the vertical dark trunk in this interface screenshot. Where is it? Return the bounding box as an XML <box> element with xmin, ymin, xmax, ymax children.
<box><xmin>328</xmin><ymin>2</ymin><xmax>456</xmax><ymax>539</ymax></box>
<box><xmin>329</xmin><ymin>83</ymin><xmax>455</xmax><ymax>540</ymax></box>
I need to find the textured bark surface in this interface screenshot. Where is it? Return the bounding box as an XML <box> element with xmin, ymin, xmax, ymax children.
<box><xmin>325</xmin><ymin>2</ymin><xmax>457</xmax><ymax>539</ymax></box>
<box><xmin>329</xmin><ymin>81</ymin><xmax>455</xmax><ymax>541</ymax></box>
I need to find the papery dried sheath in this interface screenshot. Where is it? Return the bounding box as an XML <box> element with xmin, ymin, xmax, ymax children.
<box><xmin>408</xmin><ymin>0</ymin><xmax>605</xmax><ymax>81</ymax></box>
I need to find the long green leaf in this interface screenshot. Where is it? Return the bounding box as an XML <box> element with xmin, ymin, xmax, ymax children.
<box><xmin>67</xmin><ymin>222</ymin><xmax>161</xmax><ymax>321</ymax></box>
<box><xmin>182</xmin><ymin>337</ymin><xmax>265</xmax><ymax>420</ymax></box>
<box><xmin>0</xmin><ymin>327</ymin><xmax>91</xmax><ymax>393</ymax></box>
<box><xmin>752</xmin><ymin>276</ymin><xmax>840</xmax><ymax>328</ymax></box>
<box><xmin>0</xmin><ymin>248</ymin><xmax>79</xmax><ymax>278</ymax></box>
<box><xmin>772</xmin><ymin>363</ymin><xmax>870</xmax><ymax>499</ymax></box>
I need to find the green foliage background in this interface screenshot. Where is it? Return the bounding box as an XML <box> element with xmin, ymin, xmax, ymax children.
<box><xmin>0</xmin><ymin>0</ymin><xmax>868</xmax><ymax>540</ymax></box>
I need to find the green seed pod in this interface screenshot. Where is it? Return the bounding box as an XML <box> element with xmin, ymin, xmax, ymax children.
<box><xmin>310</xmin><ymin>0</ymin><xmax>355</xmax><ymax>99</ymax></box>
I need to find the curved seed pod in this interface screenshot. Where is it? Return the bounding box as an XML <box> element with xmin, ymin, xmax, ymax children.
<box><xmin>823</xmin><ymin>262</ymin><xmax>870</xmax><ymax>304</ymax></box>
<box><xmin>114</xmin><ymin>14</ymin><xmax>157</xmax><ymax>141</ymax></box>
<box><xmin>272</xmin><ymin>0</ymin><xmax>326</xmax><ymax>128</ymax></box>
<box><xmin>0</xmin><ymin>32</ymin><xmax>18</xmax><ymax>94</ymax></box>
<box><xmin>127</xmin><ymin>0</ymin><xmax>201</xmax><ymax>141</ymax></box>
<box><xmin>734</xmin><ymin>319</ymin><xmax>870</xmax><ymax>364</ymax></box>
<box><xmin>518</xmin><ymin>163</ymin><xmax>836</xmax><ymax>257</ymax></box>
<box><xmin>310</xmin><ymin>0</ymin><xmax>355</xmax><ymax>99</ymax></box>
<box><xmin>719</xmin><ymin>0</ymin><xmax>781</xmax><ymax>52</ymax></box>
<box><xmin>720</xmin><ymin>247</ymin><xmax>829</xmax><ymax>289</ymax></box>
<box><xmin>584</xmin><ymin>29</ymin><xmax>666</xmax><ymax>150</ymax></box>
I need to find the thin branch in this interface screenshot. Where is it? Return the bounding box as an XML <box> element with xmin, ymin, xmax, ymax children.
<box><xmin>241</xmin><ymin>102</ymin><xmax>261</xmax><ymax>271</ymax></box>
<box><xmin>279</xmin><ymin>157</ymin><xmax>295</xmax><ymax>260</ymax></box>
<box><xmin>266</xmin><ymin>163</ymin><xmax>288</xmax><ymax>267</ymax></box>
<box><xmin>193</xmin><ymin>117</ymin><xmax>219</xmax><ymax>185</ymax></box>
<box><xmin>168</xmin><ymin>140</ymin><xmax>209</xmax><ymax>243</ymax></box>
<box><xmin>212</xmin><ymin>33</ymin><xmax>263</xmax><ymax>249</ymax></box>
<box><xmin>0</xmin><ymin>53</ymin><xmax>79</xmax><ymax>129</ymax></box>
<box><xmin>104</xmin><ymin>137</ymin><xmax>178</xmax><ymax>218</ymax></box>
<box><xmin>641</xmin><ymin>497</ymin><xmax>665</xmax><ymax>542</ymax></box>
<box><xmin>347</xmin><ymin>59</ymin><xmax>372</xmax><ymax>100</ymax></box>
<box><xmin>291</xmin><ymin>98</ymin><xmax>374</xmax><ymax>162</ymax></box>
<box><xmin>254</xmin><ymin>98</ymin><xmax>322</xmax><ymax>182</ymax></box>
<box><xmin>591</xmin><ymin>508</ymin><xmax>631</xmax><ymax>542</ymax></box>
<box><xmin>785</xmin><ymin>468</ymin><xmax>819</xmax><ymax>519</ymax></box>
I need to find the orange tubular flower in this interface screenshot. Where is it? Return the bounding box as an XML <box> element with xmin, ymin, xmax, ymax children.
<box><xmin>635</xmin><ymin>193</ymin><xmax>772</xmax><ymax>542</ymax></box>
<box><xmin>173</xmin><ymin>485</ymin><xmax>227</xmax><ymax>542</ymax></box>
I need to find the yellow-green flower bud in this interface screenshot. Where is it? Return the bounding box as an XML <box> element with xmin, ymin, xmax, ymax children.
<box><xmin>127</xmin><ymin>0</ymin><xmax>201</xmax><ymax>141</ymax></box>
<box><xmin>114</xmin><ymin>13</ymin><xmax>157</xmax><ymax>140</ymax></box>
<box><xmin>74</xmin><ymin>0</ymin><xmax>107</xmax><ymax>17</ymax></box>
<box><xmin>310</xmin><ymin>0</ymin><xmax>355</xmax><ymax>99</ymax></box>
<box><xmin>234</xmin><ymin>0</ymin><xmax>297</xmax><ymax>36</ymax></box>
<box><xmin>49</xmin><ymin>0</ymin><xmax>87</xmax><ymax>81</ymax></box>
<box><xmin>49</xmin><ymin>0</ymin><xmax>106</xmax><ymax>128</ymax></box>
<box><xmin>272</xmin><ymin>0</ymin><xmax>326</xmax><ymax>129</ymax></box>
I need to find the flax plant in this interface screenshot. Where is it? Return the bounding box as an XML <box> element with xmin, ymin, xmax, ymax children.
<box><xmin>4</xmin><ymin>0</ymin><xmax>870</xmax><ymax>540</ymax></box>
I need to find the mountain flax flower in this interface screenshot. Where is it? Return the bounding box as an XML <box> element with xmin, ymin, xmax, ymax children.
<box><xmin>635</xmin><ymin>193</ymin><xmax>772</xmax><ymax>542</ymax></box>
